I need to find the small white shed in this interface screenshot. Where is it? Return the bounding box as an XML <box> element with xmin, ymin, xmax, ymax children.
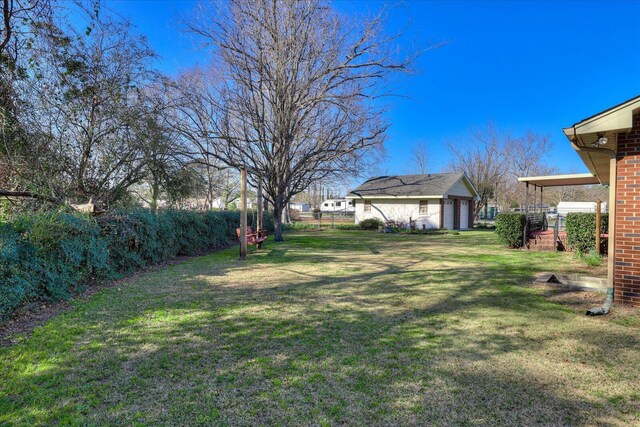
<box><xmin>346</xmin><ymin>173</ymin><xmax>479</xmax><ymax>230</ymax></box>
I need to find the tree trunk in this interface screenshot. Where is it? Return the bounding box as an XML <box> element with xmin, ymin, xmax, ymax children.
<box><xmin>150</xmin><ymin>180</ymin><xmax>160</xmax><ymax>212</ymax></box>
<box><xmin>284</xmin><ymin>202</ymin><xmax>291</xmax><ymax>224</ymax></box>
<box><xmin>273</xmin><ymin>205</ymin><xmax>284</xmax><ymax>241</ymax></box>
<box><xmin>0</xmin><ymin>189</ymin><xmax>61</xmax><ymax>204</ymax></box>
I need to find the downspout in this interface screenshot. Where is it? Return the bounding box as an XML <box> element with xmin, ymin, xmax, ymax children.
<box><xmin>568</xmin><ymin>127</ymin><xmax>617</xmax><ymax>315</ymax></box>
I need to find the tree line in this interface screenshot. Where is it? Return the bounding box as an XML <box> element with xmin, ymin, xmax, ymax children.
<box><xmin>2</xmin><ymin>0</ymin><xmax>602</xmax><ymax>239</ymax></box>
<box><xmin>444</xmin><ymin>123</ymin><xmax>607</xmax><ymax>215</ymax></box>
<box><xmin>1</xmin><ymin>0</ymin><xmax>411</xmax><ymax>240</ymax></box>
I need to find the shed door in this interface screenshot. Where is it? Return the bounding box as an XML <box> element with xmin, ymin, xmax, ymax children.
<box><xmin>444</xmin><ymin>200</ymin><xmax>454</xmax><ymax>229</ymax></box>
<box><xmin>460</xmin><ymin>200</ymin><xmax>469</xmax><ymax>229</ymax></box>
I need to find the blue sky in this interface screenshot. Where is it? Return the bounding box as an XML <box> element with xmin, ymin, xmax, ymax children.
<box><xmin>108</xmin><ymin>0</ymin><xmax>640</xmax><ymax>176</ymax></box>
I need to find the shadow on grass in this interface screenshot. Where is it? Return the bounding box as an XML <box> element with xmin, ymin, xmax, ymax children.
<box><xmin>1</xmin><ymin>231</ymin><xmax>637</xmax><ymax>425</ymax></box>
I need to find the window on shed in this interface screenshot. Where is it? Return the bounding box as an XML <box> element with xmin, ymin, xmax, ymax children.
<box><xmin>419</xmin><ymin>200</ymin><xmax>428</xmax><ymax>215</ymax></box>
<box><xmin>364</xmin><ymin>200</ymin><xmax>372</xmax><ymax>212</ymax></box>
<box><xmin>335</xmin><ymin>201</ymin><xmax>342</xmax><ymax>207</ymax></box>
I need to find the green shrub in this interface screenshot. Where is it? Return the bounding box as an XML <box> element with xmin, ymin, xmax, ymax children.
<box><xmin>359</xmin><ymin>218</ymin><xmax>384</xmax><ymax>230</ymax></box>
<box><xmin>0</xmin><ymin>209</ymin><xmax>274</xmax><ymax>320</ymax></box>
<box><xmin>333</xmin><ymin>223</ymin><xmax>361</xmax><ymax>230</ymax></box>
<box><xmin>474</xmin><ymin>222</ymin><xmax>496</xmax><ymax>230</ymax></box>
<box><xmin>566</xmin><ymin>212</ymin><xmax>608</xmax><ymax>253</ymax></box>
<box><xmin>577</xmin><ymin>248</ymin><xmax>603</xmax><ymax>267</ymax></box>
<box><xmin>495</xmin><ymin>213</ymin><xmax>526</xmax><ymax>248</ymax></box>
<box><xmin>312</xmin><ymin>208</ymin><xmax>322</xmax><ymax>220</ymax></box>
<box><xmin>1</xmin><ymin>212</ymin><xmax>109</xmax><ymax>318</ymax></box>
<box><xmin>282</xmin><ymin>222</ymin><xmax>319</xmax><ymax>231</ymax></box>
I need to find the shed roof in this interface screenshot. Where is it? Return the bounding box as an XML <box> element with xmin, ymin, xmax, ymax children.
<box><xmin>346</xmin><ymin>173</ymin><xmax>477</xmax><ymax>199</ymax></box>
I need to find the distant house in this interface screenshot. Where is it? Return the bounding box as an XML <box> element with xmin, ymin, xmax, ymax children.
<box><xmin>289</xmin><ymin>202</ymin><xmax>310</xmax><ymax>212</ymax></box>
<box><xmin>320</xmin><ymin>198</ymin><xmax>355</xmax><ymax>213</ymax></box>
<box><xmin>346</xmin><ymin>173</ymin><xmax>479</xmax><ymax>229</ymax></box>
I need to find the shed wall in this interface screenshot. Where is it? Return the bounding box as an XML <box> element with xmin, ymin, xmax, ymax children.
<box><xmin>353</xmin><ymin>199</ymin><xmax>441</xmax><ymax>228</ymax></box>
<box><xmin>446</xmin><ymin>179</ymin><xmax>474</xmax><ymax>198</ymax></box>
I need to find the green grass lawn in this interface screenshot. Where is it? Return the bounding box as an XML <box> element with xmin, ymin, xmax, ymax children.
<box><xmin>1</xmin><ymin>230</ymin><xmax>639</xmax><ymax>426</ymax></box>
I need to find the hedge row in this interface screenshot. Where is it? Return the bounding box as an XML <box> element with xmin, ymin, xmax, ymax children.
<box><xmin>566</xmin><ymin>212</ymin><xmax>608</xmax><ymax>253</ymax></box>
<box><xmin>282</xmin><ymin>222</ymin><xmax>362</xmax><ymax>231</ymax></box>
<box><xmin>0</xmin><ymin>209</ymin><xmax>273</xmax><ymax>320</ymax></box>
<box><xmin>495</xmin><ymin>211</ymin><xmax>609</xmax><ymax>252</ymax></box>
<box><xmin>359</xmin><ymin>218</ymin><xmax>384</xmax><ymax>230</ymax></box>
<box><xmin>495</xmin><ymin>213</ymin><xmax>526</xmax><ymax>248</ymax></box>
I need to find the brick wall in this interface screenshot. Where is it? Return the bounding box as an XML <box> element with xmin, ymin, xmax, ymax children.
<box><xmin>615</xmin><ymin>110</ymin><xmax>640</xmax><ymax>306</ymax></box>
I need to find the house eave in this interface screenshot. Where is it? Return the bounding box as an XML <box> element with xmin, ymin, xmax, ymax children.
<box><xmin>563</xmin><ymin>95</ymin><xmax>640</xmax><ymax>184</ymax></box>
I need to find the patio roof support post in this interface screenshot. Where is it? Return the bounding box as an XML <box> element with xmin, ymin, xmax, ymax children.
<box><xmin>567</xmin><ymin>141</ymin><xmax>617</xmax><ymax>296</ymax></box>
<box><xmin>607</xmin><ymin>157</ymin><xmax>617</xmax><ymax>291</ymax></box>
<box><xmin>525</xmin><ymin>182</ymin><xmax>529</xmax><ymax>213</ymax></box>
<box><xmin>596</xmin><ymin>198</ymin><xmax>601</xmax><ymax>255</ymax></box>
<box><xmin>540</xmin><ymin>186</ymin><xmax>543</xmax><ymax>213</ymax></box>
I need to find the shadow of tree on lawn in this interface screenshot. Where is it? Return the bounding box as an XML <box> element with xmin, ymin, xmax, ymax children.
<box><xmin>1</xmin><ymin>231</ymin><xmax>637</xmax><ymax>426</ymax></box>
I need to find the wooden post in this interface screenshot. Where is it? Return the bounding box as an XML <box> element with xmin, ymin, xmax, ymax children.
<box><xmin>540</xmin><ymin>186</ymin><xmax>543</xmax><ymax>213</ymax></box>
<box><xmin>256</xmin><ymin>176</ymin><xmax>263</xmax><ymax>249</ymax></box>
<box><xmin>257</xmin><ymin>176</ymin><xmax>263</xmax><ymax>232</ymax></box>
<box><xmin>596</xmin><ymin>198</ymin><xmax>601</xmax><ymax>255</ymax></box>
<box><xmin>525</xmin><ymin>182</ymin><xmax>529</xmax><ymax>213</ymax></box>
<box><xmin>239</xmin><ymin>167</ymin><xmax>247</xmax><ymax>260</ymax></box>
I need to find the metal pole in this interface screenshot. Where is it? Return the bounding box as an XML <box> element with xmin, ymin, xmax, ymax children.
<box><xmin>240</xmin><ymin>167</ymin><xmax>247</xmax><ymax>260</ymax></box>
<box><xmin>596</xmin><ymin>198</ymin><xmax>602</xmax><ymax>255</ymax></box>
<box><xmin>540</xmin><ymin>186</ymin><xmax>543</xmax><ymax>213</ymax></box>
<box><xmin>525</xmin><ymin>182</ymin><xmax>529</xmax><ymax>213</ymax></box>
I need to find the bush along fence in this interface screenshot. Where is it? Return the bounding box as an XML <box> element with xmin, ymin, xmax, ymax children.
<box><xmin>495</xmin><ymin>213</ymin><xmax>526</xmax><ymax>248</ymax></box>
<box><xmin>495</xmin><ymin>211</ymin><xmax>608</xmax><ymax>253</ymax></box>
<box><xmin>565</xmin><ymin>212</ymin><xmax>609</xmax><ymax>253</ymax></box>
<box><xmin>0</xmin><ymin>209</ymin><xmax>273</xmax><ymax>320</ymax></box>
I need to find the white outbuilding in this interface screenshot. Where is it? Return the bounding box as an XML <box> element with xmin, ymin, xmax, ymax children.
<box><xmin>346</xmin><ymin>173</ymin><xmax>479</xmax><ymax>230</ymax></box>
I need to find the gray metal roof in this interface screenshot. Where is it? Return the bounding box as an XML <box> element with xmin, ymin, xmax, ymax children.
<box><xmin>347</xmin><ymin>173</ymin><xmax>472</xmax><ymax>198</ymax></box>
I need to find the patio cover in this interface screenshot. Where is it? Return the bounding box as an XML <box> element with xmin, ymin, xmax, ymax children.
<box><xmin>517</xmin><ymin>173</ymin><xmax>600</xmax><ymax>187</ymax></box>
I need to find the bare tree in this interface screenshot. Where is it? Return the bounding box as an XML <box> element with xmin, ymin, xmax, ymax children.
<box><xmin>1</xmin><ymin>0</ymin><xmax>53</xmax><ymax>204</ymax></box>
<box><xmin>27</xmin><ymin>5</ymin><xmax>158</xmax><ymax>206</ymax></box>
<box><xmin>408</xmin><ymin>140</ymin><xmax>429</xmax><ymax>174</ymax></box>
<box><xmin>446</xmin><ymin>123</ymin><xmax>509</xmax><ymax>217</ymax></box>
<box><xmin>448</xmin><ymin>123</ymin><xmax>560</xmax><ymax>216</ymax></box>
<box><xmin>498</xmin><ymin>131</ymin><xmax>553</xmax><ymax>209</ymax></box>
<box><xmin>178</xmin><ymin>0</ymin><xmax>414</xmax><ymax>240</ymax></box>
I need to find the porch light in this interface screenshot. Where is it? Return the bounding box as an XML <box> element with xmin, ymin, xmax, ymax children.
<box><xmin>593</xmin><ymin>135</ymin><xmax>608</xmax><ymax>147</ymax></box>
